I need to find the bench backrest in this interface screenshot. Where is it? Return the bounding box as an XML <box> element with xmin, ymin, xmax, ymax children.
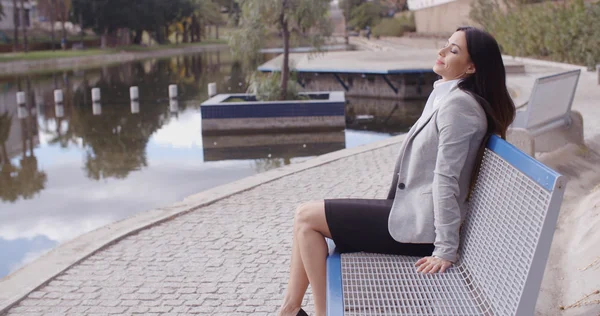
<box><xmin>522</xmin><ymin>69</ymin><xmax>580</xmax><ymax>129</ymax></box>
<box><xmin>458</xmin><ymin>135</ymin><xmax>566</xmax><ymax>315</ymax></box>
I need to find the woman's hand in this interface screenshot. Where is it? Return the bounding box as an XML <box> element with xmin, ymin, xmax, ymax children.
<box><xmin>415</xmin><ymin>256</ymin><xmax>452</xmax><ymax>274</ymax></box>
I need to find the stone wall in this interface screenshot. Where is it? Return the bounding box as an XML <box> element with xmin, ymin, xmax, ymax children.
<box><xmin>297</xmin><ymin>72</ymin><xmax>437</xmax><ymax>100</ymax></box>
<box><xmin>413</xmin><ymin>0</ymin><xmax>476</xmax><ymax>35</ymax></box>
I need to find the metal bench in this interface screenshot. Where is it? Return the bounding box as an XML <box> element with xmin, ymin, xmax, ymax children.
<box><xmin>507</xmin><ymin>69</ymin><xmax>583</xmax><ymax>156</ymax></box>
<box><xmin>326</xmin><ymin>135</ymin><xmax>567</xmax><ymax>316</ymax></box>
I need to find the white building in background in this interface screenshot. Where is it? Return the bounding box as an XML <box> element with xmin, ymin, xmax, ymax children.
<box><xmin>0</xmin><ymin>0</ymin><xmax>37</xmax><ymax>31</ymax></box>
<box><xmin>407</xmin><ymin>0</ymin><xmax>475</xmax><ymax>35</ymax></box>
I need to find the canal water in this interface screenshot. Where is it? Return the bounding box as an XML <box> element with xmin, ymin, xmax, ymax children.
<box><xmin>0</xmin><ymin>50</ymin><xmax>425</xmax><ymax>278</ymax></box>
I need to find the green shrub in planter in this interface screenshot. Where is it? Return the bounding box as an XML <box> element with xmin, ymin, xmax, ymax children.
<box><xmin>247</xmin><ymin>72</ymin><xmax>303</xmax><ymax>102</ymax></box>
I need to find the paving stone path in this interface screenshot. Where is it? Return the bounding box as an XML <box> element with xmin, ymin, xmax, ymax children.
<box><xmin>3</xmin><ymin>143</ymin><xmax>399</xmax><ymax>316</ymax></box>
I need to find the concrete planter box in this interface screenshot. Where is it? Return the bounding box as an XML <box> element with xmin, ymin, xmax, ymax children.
<box><xmin>200</xmin><ymin>91</ymin><xmax>346</xmax><ymax>135</ymax></box>
<box><xmin>202</xmin><ymin>131</ymin><xmax>346</xmax><ymax>161</ymax></box>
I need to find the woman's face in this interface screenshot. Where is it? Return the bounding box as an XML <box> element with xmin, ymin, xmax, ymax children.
<box><xmin>433</xmin><ymin>31</ymin><xmax>476</xmax><ymax>81</ymax></box>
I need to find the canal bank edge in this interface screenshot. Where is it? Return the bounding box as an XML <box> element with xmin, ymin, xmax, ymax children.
<box><xmin>0</xmin><ymin>43</ymin><xmax>228</xmax><ymax>76</ymax></box>
<box><xmin>0</xmin><ymin>133</ymin><xmax>407</xmax><ymax>314</ymax></box>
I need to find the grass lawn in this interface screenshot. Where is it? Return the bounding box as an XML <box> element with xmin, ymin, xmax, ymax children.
<box><xmin>0</xmin><ymin>39</ymin><xmax>228</xmax><ymax>63</ymax></box>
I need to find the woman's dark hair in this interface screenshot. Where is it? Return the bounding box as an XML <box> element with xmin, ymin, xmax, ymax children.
<box><xmin>455</xmin><ymin>26</ymin><xmax>516</xmax><ymax>199</ymax></box>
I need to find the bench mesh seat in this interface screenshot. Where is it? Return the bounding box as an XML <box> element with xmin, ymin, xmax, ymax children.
<box><xmin>341</xmin><ymin>254</ymin><xmax>484</xmax><ymax>315</ymax></box>
<box><xmin>327</xmin><ymin>136</ymin><xmax>566</xmax><ymax>316</ymax></box>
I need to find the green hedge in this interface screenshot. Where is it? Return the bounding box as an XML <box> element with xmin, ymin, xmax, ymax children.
<box><xmin>470</xmin><ymin>0</ymin><xmax>600</xmax><ymax>69</ymax></box>
<box><xmin>373</xmin><ymin>13</ymin><xmax>416</xmax><ymax>38</ymax></box>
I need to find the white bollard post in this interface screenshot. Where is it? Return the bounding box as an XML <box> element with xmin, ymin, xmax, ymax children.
<box><xmin>597</xmin><ymin>64</ymin><xmax>599</xmax><ymax>85</ymax></box>
<box><xmin>54</xmin><ymin>89</ymin><xmax>63</xmax><ymax>104</ymax></box>
<box><xmin>16</xmin><ymin>92</ymin><xmax>26</xmax><ymax>105</ymax></box>
<box><xmin>92</xmin><ymin>88</ymin><xmax>101</xmax><ymax>102</ymax></box>
<box><xmin>208</xmin><ymin>83</ymin><xmax>217</xmax><ymax>97</ymax></box>
<box><xmin>169</xmin><ymin>100</ymin><xmax>179</xmax><ymax>113</ymax></box>
<box><xmin>93</xmin><ymin>102</ymin><xmax>102</xmax><ymax>116</ymax></box>
<box><xmin>17</xmin><ymin>106</ymin><xmax>28</xmax><ymax>119</ymax></box>
<box><xmin>130</xmin><ymin>86</ymin><xmax>139</xmax><ymax>101</ymax></box>
<box><xmin>55</xmin><ymin>105</ymin><xmax>64</xmax><ymax>118</ymax></box>
<box><xmin>169</xmin><ymin>84</ymin><xmax>178</xmax><ymax>100</ymax></box>
<box><xmin>131</xmin><ymin>101</ymin><xmax>140</xmax><ymax>114</ymax></box>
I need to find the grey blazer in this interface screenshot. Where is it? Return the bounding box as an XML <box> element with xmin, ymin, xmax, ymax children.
<box><xmin>387</xmin><ymin>85</ymin><xmax>487</xmax><ymax>263</ymax></box>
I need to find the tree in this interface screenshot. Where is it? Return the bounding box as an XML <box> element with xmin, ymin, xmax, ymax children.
<box><xmin>20</xmin><ymin>0</ymin><xmax>28</xmax><ymax>52</ymax></box>
<box><xmin>348</xmin><ymin>1</ymin><xmax>383</xmax><ymax>30</ymax></box>
<box><xmin>159</xmin><ymin>0</ymin><xmax>196</xmax><ymax>44</ymax></box>
<box><xmin>340</xmin><ymin>0</ymin><xmax>388</xmax><ymax>31</ymax></box>
<box><xmin>175</xmin><ymin>0</ymin><xmax>223</xmax><ymax>44</ymax></box>
<box><xmin>0</xmin><ymin>111</ymin><xmax>19</xmax><ymax>203</ymax></box>
<box><xmin>339</xmin><ymin>0</ymin><xmax>366</xmax><ymax>21</ymax></box>
<box><xmin>230</xmin><ymin>0</ymin><xmax>332</xmax><ymax>100</ymax></box>
<box><xmin>59</xmin><ymin>0</ymin><xmax>72</xmax><ymax>49</ymax></box>
<box><xmin>216</xmin><ymin>0</ymin><xmax>241</xmax><ymax>25</ymax></box>
<box><xmin>73</xmin><ymin>0</ymin><xmax>136</xmax><ymax>46</ymax></box>
<box><xmin>126</xmin><ymin>0</ymin><xmax>157</xmax><ymax>44</ymax></box>
<box><xmin>0</xmin><ymin>107</ymin><xmax>47</xmax><ymax>202</ymax></box>
<box><xmin>12</xmin><ymin>0</ymin><xmax>18</xmax><ymax>51</ymax></box>
<box><xmin>73</xmin><ymin>0</ymin><xmax>198</xmax><ymax>46</ymax></box>
<box><xmin>17</xmin><ymin>155</ymin><xmax>47</xmax><ymax>200</ymax></box>
<box><xmin>0</xmin><ymin>112</ymin><xmax>11</xmax><ymax>165</ymax></box>
<box><xmin>193</xmin><ymin>0</ymin><xmax>223</xmax><ymax>40</ymax></box>
<box><xmin>0</xmin><ymin>163</ymin><xmax>20</xmax><ymax>202</ymax></box>
<box><xmin>51</xmin><ymin>0</ymin><xmax>56</xmax><ymax>50</ymax></box>
<box><xmin>36</xmin><ymin>0</ymin><xmax>57</xmax><ymax>49</ymax></box>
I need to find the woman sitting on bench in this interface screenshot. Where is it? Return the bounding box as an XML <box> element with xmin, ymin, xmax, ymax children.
<box><xmin>278</xmin><ymin>27</ymin><xmax>516</xmax><ymax>316</ymax></box>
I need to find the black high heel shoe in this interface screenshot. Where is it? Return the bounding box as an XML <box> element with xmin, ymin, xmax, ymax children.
<box><xmin>296</xmin><ymin>308</ymin><xmax>309</xmax><ymax>316</ymax></box>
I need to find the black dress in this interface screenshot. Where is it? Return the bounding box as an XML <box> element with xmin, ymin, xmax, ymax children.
<box><xmin>324</xmin><ymin>198</ymin><xmax>434</xmax><ymax>256</ymax></box>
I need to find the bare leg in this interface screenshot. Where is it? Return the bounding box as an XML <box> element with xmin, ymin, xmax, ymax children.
<box><xmin>279</xmin><ymin>201</ymin><xmax>331</xmax><ymax>316</ymax></box>
<box><xmin>296</xmin><ymin>201</ymin><xmax>331</xmax><ymax>316</ymax></box>
<box><xmin>279</xmin><ymin>206</ymin><xmax>310</xmax><ymax>316</ymax></box>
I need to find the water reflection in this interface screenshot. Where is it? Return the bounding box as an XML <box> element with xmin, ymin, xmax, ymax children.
<box><xmin>345</xmin><ymin>97</ymin><xmax>424</xmax><ymax>134</ymax></box>
<box><xmin>0</xmin><ymin>51</ymin><xmax>250</xmax><ymax>278</ymax></box>
<box><xmin>30</xmin><ymin>52</ymin><xmax>232</xmax><ymax>183</ymax></box>
<box><xmin>0</xmin><ymin>50</ymin><xmax>424</xmax><ymax>279</ymax></box>
<box><xmin>0</xmin><ymin>80</ymin><xmax>46</xmax><ymax>203</ymax></box>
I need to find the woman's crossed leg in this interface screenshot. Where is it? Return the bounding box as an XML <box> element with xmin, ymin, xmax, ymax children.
<box><xmin>279</xmin><ymin>201</ymin><xmax>331</xmax><ymax>316</ymax></box>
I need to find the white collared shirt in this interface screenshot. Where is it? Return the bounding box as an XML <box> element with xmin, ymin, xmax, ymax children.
<box><xmin>415</xmin><ymin>79</ymin><xmax>461</xmax><ymax>129</ymax></box>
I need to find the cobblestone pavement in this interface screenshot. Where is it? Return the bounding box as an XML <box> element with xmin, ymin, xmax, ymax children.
<box><xmin>2</xmin><ymin>143</ymin><xmax>399</xmax><ymax>316</ymax></box>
